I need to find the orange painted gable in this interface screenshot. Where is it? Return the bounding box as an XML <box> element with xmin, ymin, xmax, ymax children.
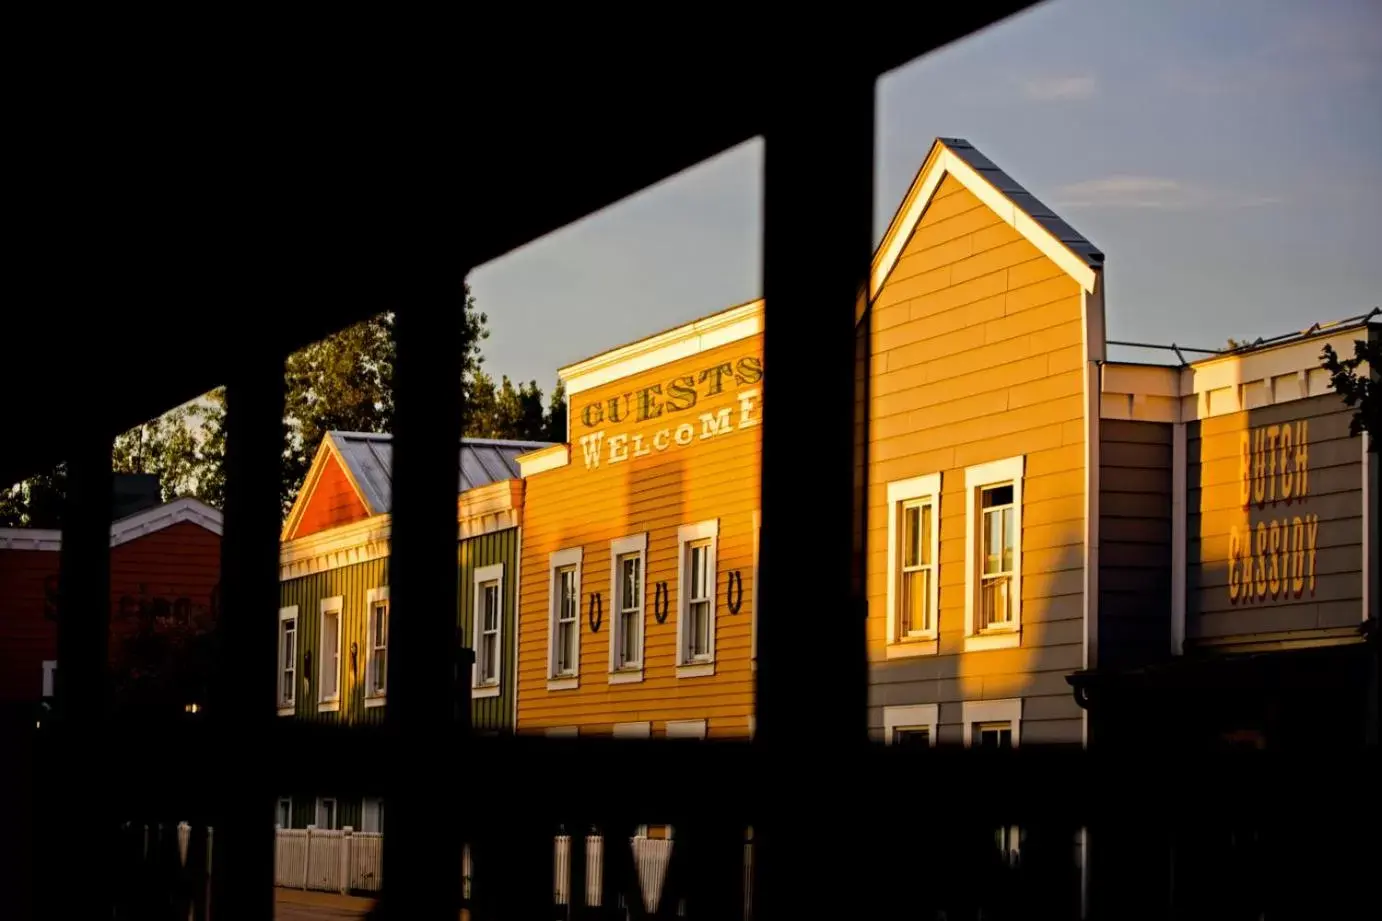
<box><xmin>290</xmin><ymin>452</ymin><xmax>370</xmax><ymax>540</ymax></box>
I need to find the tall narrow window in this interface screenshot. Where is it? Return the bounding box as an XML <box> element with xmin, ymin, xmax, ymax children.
<box><xmin>980</xmin><ymin>484</ymin><xmax>1015</xmax><ymax>629</ymax></box>
<box><xmin>609</xmin><ymin>533</ymin><xmax>647</xmax><ymax>681</ymax></box>
<box><xmin>964</xmin><ymin>457</ymin><xmax>1024</xmax><ymax>652</ymax></box>
<box><xmin>676</xmin><ymin>520</ymin><xmax>718</xmax><ymax>676</ymax></box>
<box><xmin>885</xmin><ymin>473</ymin><xmax>941</xmax><ymax>656</ymax></box>
<box><xmin>278</xmin><ymin>607</ymin><xmax>298</xmax><ymax>714</ymax></box>
<box><xmin>277</xmin><ymin>797</ymin><xmax>293</xmax><ymax>829</ymax></box>
<box><xmin>365</xmin><ymin>587</ymin><xmax>389</xmax><ymax>705</ymax></box>
<box><xmin>319</xmin><ymin>597</ymin><xmax>342</xmax><ymax>712</ymax></box>
<box><xmin>362</xmin><ymin>797</ymin><xmax>384</xmax><ymax>834</ymax></box>
<box><xmin>316</xmin><ymin>797</ymin><xmax>337</xmax><ymax>831</ymax></box>
<box><xmin>547</xmin><ymin>548</ymin><xmax>583</xmax><ymax>688</ymax></box>
<box><xmin>472</xmin><ymin>563</ymin><xmax>504</xmax><ymax>697</ymax></box>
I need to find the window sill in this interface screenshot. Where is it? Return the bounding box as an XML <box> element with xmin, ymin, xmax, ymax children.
<box><xmin>364</xmin><ymin>696</ymin><xmax>387</xmax><ymax>709</ymax></box>
<box><xmin>547</xmin><ymin>677</ymin><xmax>579</xmax><ymax>691</ymax></box>
<box><xmin>676</xmin><ymin>662</ymin><xmax>715</xmax><ymax>679</ymax></box>
<box><xmin>608</xmin><ymin>669</ymin><xmax>644</xmax><ymax>685</ymax></box>
<box><xmin>472</xmin><ymin>683</ymin><xmax>501</xmax><ymax>699</ymax></box>
<box><xmin>277</xmin><ymin>705</ymin><xmax>295</xmax><ymax>717</ymax></box>
<box><xmin>317</xmin><ymin>700</ymin><xmax>340</xmax><ymax>713</ymax></box>
<box><xmin>886</xmin><ymin>639</ymin><xmax>939</xmax><ymax>659</ymax></box>
<box><xmin>964</xmin><ymin>631</ymin><xmax>1021</xmax><ymax>652</ymax></box>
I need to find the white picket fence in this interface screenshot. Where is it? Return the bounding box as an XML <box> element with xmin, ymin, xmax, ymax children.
<box><xmin>274</xmin><ymin>826</ymin><xmax>384</xmax><ymax>893</ymax></box>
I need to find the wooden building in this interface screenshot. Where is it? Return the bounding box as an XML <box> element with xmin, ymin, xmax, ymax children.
<box><xmin>514</xmin><ymin>301</ymin><xmax>763</xmax><ymax>739</ymax></box>
<box><xmin>275</xmin><ymin>432</ymin><xmax>546</xmax><ymax>829</ymax></box>
<box><xmin>0</xmin><ymin>495</ymin><xmax>224</xmax><ymax>714</ymax></box>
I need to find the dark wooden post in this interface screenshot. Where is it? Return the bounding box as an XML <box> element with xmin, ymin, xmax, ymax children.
<box><xmin>47</xmin><ymin>430</ymin><xmax>113</xmax><ymax>920</ymax></box>
<box><xmin>379</xmin><ymin>279</ymin><xmax>465</xmax><ymax>918</ymax></box>
<box><xmin>210</xmin><ymin>353</ymin><xmax>285</xmax><ymax>921</ymax></box>
<box><xmin>755</xmin><ymin>67</ymin><xmax>875</xmax><ymax>919</ymax></box>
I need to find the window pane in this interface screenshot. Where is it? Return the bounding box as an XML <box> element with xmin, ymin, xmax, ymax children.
<box><xmin>894</xmin><ymin>728</ymin><xmax>930</xmax><ymax>747</ymax></box>
<box><xmin>902</xmin><ymin>569</ymin><xmax>928</xmax><ymax>634</ymax></box>
<box><xmin>375</xmin><ymin>649</ymin><xmax>387</xmax><ymax>693</ymax></box>
<box><xmin>622</xmin><ymin>610</ymin><xmax>638</xmax><ymax>665</ymax></box>
<box><xmin>902</xmin><ymin>504</ymin><xmax>920</xmax><ymax>568</ymax></box>
<box><xmin>920</xmin><ymin>504</ymin><xmax>933</xmax><ymax>566</ymax></box>
<box><xmin>691</xmin><ymin>600</ymin><xmax>710</xmax><ymax>656</ymax></box>
<box><xmin>1002</xmin><ymin>507</ymin><xmax>1015</xmax><ymax>572</ymax></box>
<box><xmin>983</xmin><ymin>509</ymin><xmax>1002</xmax><ymax>575</ymax></box>
<box><xmin>983</xmin><ymin>484</ymin><xmax>1013</xmax><ymax>508</ymax></box>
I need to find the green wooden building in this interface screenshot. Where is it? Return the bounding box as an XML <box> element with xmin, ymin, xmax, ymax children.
<box><xmin>273</xmin><ymin>431</ymin><xmax>546</xmax><ymax>830</ymax></box>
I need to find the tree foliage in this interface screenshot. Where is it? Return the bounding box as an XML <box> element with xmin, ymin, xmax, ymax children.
<box><xmin>1321</xmin><ymin>338</ymin><xmax>1380</xmax><ymax>449</ymax></box>
<box><xmin>466</xmin><ymin>373</ymin><xmax>567</xmax><ymax>443</ymax></box>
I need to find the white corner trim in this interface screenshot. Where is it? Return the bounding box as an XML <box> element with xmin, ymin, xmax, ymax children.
<box><xmin>608</xmin><ymin>533</ymin><xmax>648</xmax><ymax>676</ymax></box>
<box><xmin>1082</xmin><ymin>288</ymin><xmax>1102</xmax><ymax>684</ymax></box>
<box><xmin>1171</xmin><ymin>423</ymin><xmax>1188</xmax><ymax>654</ymax></box>
<box><xmin>558</xmin><ymin>300</ymin><xmax>763</xmax><ymax>397</ymax></box>
<box><xmin>512</xmin><ymin>526</ymin><xmax>523</xmax><ymax>730</ymax></box>
<box><xmin>961</xmin><ymin>697</ymin><xmax>1023</xmax><ymax>747</ymax></box>
<box><xmin>885</xmin><ymin>473</ymin><xmax>942</xmax><ymax>647</ymax></box>
<box><xmin>472</xmin><ymin>562</ymin><xmax>505</xmax><ymax>693</ymax></box>
<box><xmin>963</xmin><ymin>456</ymin><xmax>1025</xmax><ymax>644</ymax></box>
<box><xmin>548</xmin><ymin>547</ymin><xmax>583</xmax><ymax>682</ymax></box>
<box><xmin>882</xmin><ymin>703</ymin><xmax>939</xmax><ymax>745</ymax></box>
<box><xmin>364</xmin><ymin>586</ymin><xmax>389</xmax><ymax>705</ymax></box>
<box><xmin>665</xmin><ymin>719</ymin><xmax>707</xmax><ymax>740</ymax></box>
<box><xmin>870</xmin><ymin>141</ymin><xmax>1098</xmax><ymax>299</ymax></box>
<box><xmin>613</xmin><ymin>721</ymin><xmax>651</xmax><ymax>739</ymax></box>
<box><xmin>676</xmin><ymin>519</ymin><xmax>719</xmax><ymax>669</ymax></box>
<box><xmin>317</xmin><ymin>595</ymin><xmax>343</xmax><ymax>710</ymax></box>
<box><xmin>518</xmin><ymin>444</ymin><xmax>570</xmax><ymax>477</ymax></box>
<box><xmin>0</xmin><ymin>528</ymin><xmax>62</xmax><ymax>551</ymax></box>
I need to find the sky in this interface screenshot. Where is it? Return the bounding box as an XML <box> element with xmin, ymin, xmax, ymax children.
<box><xmin>470</xmin><ymin>0</ymin><xmax>1382</xmax><ymax>388</ymax></box>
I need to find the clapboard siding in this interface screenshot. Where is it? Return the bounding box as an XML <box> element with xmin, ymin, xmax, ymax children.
<box><xmin>516</xmin><ymin>332</ymin><xmax>761</xmax><ymax>738</ymax></box>
<box><xmin>1186</xmin><ymin>394</ymin><xmax>1364</xmax><ymax>645</ymax></box>
<box><xmin>280</xmin><ymin>557</ymin><xmax>390</xmax><ymax>728</ymax></box>
<box><xmin>1099</xmin><ymin>420</ymin><xmax>1173</xmax><ymax>668</ymax></box>
<box><xmin>457</xmin><ymin>527</ymin><xmax>519</xmax><ymax>730</ymax></box>
<box><xmin>866</xmin><ymin>174</ymin><xmax>1088</xmax><ymax>746</ymax></box>
<box><xmin>291</xmin><ymin>453</ymin><xmax>371</xmax><ymax>540</ymax></box>
<box><xmin>0</xmin><ymin>548</ymin><xmax>60</xmax><ymax>703</ymax></box>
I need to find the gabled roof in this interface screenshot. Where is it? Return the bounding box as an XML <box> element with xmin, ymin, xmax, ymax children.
<box><xmin>0</xmin><ymin>496</ymin><xmax>223</xmax><ymax>552</ymax></box>
<box><xmin>281</xmin><ymin>431</ymin><xmax>551</xmax><ymax>540</ymax></box>
<box><xmin>871</xmin><ymin>137</ymin><xmax>1103</xmax><ymax>298</ymax></box>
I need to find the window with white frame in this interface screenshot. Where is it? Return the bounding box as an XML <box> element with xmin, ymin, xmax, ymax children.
<box><xmin>963</xmin><ymin>457</ymin><xmax>1024</xmax><ymax>651</ymax></box>
<box><xmin>276</xmin><ymin>797</ymin><xmax>293</xmax><ymax>829</ymax></box>
<box><xmin>612</xmin><ymin>721</ymin><xmax>651</xmax><ymax>738</ymax></box>
<box><xmin>318</xmin><ymin>596</ymin><xmax>342</xmax><ymax>711</ymax></box>
<box><xmin>882</xmin><ymin>703</ymin><xmax>938</xmax><ymax>747</ymax></box>
<box><xmin>547</xmin><ymin>548</ymin><xmax>583</xmax><ymax>687</ymax></box>
<box><xmin>362</xmin><ymin>797</ymin><xmax>384</xmax><ymax>833</ymax></box>
<box><xmin>676</xmin><ymin>520</ymin><xmax>718</xmax><ymax>676</ymax></box>
<box><xmin>609</xmin><ymin>533</ymin><xmax>647</xmax><ymax>681</ymax></box>
<box><xmin>315</xmin><ymin>797</ymin><xmax>338</xmax><ymax>830</ymax></box>
<box><xmin>472</xmin><ymin>563</ymin><xmax>504</xmax><ymax>697</ymax></box>
<box><xmin>665</xmin><ymin>719</ymin><xmax>707</xmax><ymax>739</ymax></box>
<box><xmin>278</xmin><ymin>607</ymin><xmax>298</xmax><ymax>713</ymax></box>
<box><xmin>961</xmin><ymin>698</ymin><xmax>1022</xmax><ymax>748</ymax></box>
<box><xmin>365</xmin><ymin>587</ymin><xmax>389</xmax><ymax>705</ymax></box>
<box><xmin>886</xmin><ymin>474</ymin><xmax>941</xmax><ymax>656</ymax></box>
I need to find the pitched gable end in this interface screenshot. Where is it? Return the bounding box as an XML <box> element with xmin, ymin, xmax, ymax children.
<box><xmin>282</xmin><ymin>438</ymin><xmax>373</xmax><ymax>541</ymax></box>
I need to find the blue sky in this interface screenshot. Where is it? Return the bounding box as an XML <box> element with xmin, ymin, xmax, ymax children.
<box><xmin>471</xmin><ymin>0</ymin><xmax>1382</xmax><ymax>388</ymax></box>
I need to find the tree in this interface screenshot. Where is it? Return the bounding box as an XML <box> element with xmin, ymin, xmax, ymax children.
<box><xmin>464</xmin><ymin>373</ymin><xmax>567</xmax><ymax>442</ymax></box>
<box><xmin>0</xmin><ymin>465</ymin><xmax>67</xmax><ymax>528</ymax></box>
<box><xmin>111</xmin><ymin>390</ymin><xmax>227</xmax><ymax>507</ymax></box>
<box><xmin>1321</xmin><ymin>338</ymin><xmax>1380</xmax><ymax>449</ymax></box>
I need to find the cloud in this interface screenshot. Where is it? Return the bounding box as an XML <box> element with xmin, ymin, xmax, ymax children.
<box><xmin>1054</xmin><ymin>176</ymin><xmax>1284</xmax><ymax>211</ymax></box>
<box><xmin>1020</xmin><ymin>74</ymin><xmax>1098</xmax><ymax>101</ymax></box>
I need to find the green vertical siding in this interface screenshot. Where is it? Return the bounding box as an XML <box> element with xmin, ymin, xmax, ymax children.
<box><xmin>280</xmin><ymin>556</ymin><xmax>390</xmax><ymax>727</ymax></box>
<box><xmin>458</xmin><ymin>527</ymin><xmax>519</xmax><ymax>732</ymax></box>
<box><xmin>278</xmin><ymin>525</ymin><xmax>520</xmax><ymax>733</ymax></box>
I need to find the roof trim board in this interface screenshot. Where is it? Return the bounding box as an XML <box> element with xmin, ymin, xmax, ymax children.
<box><xmin>0</xmin><ymin>496</ymin><xmax>223</xmax><ymax>552</ymax></box>
<box><xmin>871</xmin><ymin>138</ymin><xmax>1102</xmax><ymax>299</ymax></box>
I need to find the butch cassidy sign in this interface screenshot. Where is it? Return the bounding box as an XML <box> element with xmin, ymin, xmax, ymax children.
<box><xmin>575</xmin><ymin>353</ymin><xmax>762</xmax><ymax>470</ymax></box>
<box><xmin>1227</xmin><ymin>420</ymin><xmax>1318</xmax><ymax>604</ymax></box>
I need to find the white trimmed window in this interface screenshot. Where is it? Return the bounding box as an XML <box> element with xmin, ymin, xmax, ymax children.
<box><xmin>362</xmin><ymin>797</ymin><xmax>383</xmax><ymax>833</ymax></box>
<box><xmin>964</xmin><ymin>456</ymin><xmax>1025</xmax><ymax>652</ymax></box>
<box><xmin>278</xmin><ymin>607</ymin><xmax>298</xmax><ymax>715</ymax></box>
<box><xmin>318</xmin><ymin>596</ymin><xmax>342</xmax><ymax>712</ymax></box>
<box><xmin>665</xmin><ymin>719</ymin><xmax>707</xmax><ymax>740</ymax></box>
<box><xmin>961</xmin><ymin>698</ymin><xmax>1022</xmax><ymax>748</ymax></box>
<box><xmin>609</xmin><ymin>533</ymin><xmax>647</xmax><ymax>682</ymax></box>
<box><xmin>472</xmin><ymin>564</ymin><xmax>504</xmax><ymax>698</ymax></box>
<box><xmin>612</xmin><ymin>721</ymin><xmax>651</xmax><ymax>738</ymax></box>
<box><xmin>882</xmin><ymin>703</ymin><xmax>938</xmax><ymax>747</ymax></box>
<box><xmin>41</xmin><ymin>660</ymin><xmax>56</xmax><ymax>699</ymax></box>
<box><xmin>276</xmin><ymin>797</ymin><xmax>293</xmax><ymax>829</ymax></box>
<box><xmin>886</xmin><ymin>474</ymin><xmax>942</xmax><ymax>658</ymax></box>
<box><xmin>676</xmin><ymin>520</ymin><xmax>719</xmax><ymax>678</ymax></box>
<box><xmin>548</xmin><ymin>548</ymin><xmax>583</xmax><ymax>689</ymax></box>
<box><xmin>315</xmin><ymin>797</ymin><xmax>338</xmax><ymax>830</ymax></box>
<box><xmin>365</xmin><ymin>587</ymin><xmax>389</xmax><ymax>706</ymax></box>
